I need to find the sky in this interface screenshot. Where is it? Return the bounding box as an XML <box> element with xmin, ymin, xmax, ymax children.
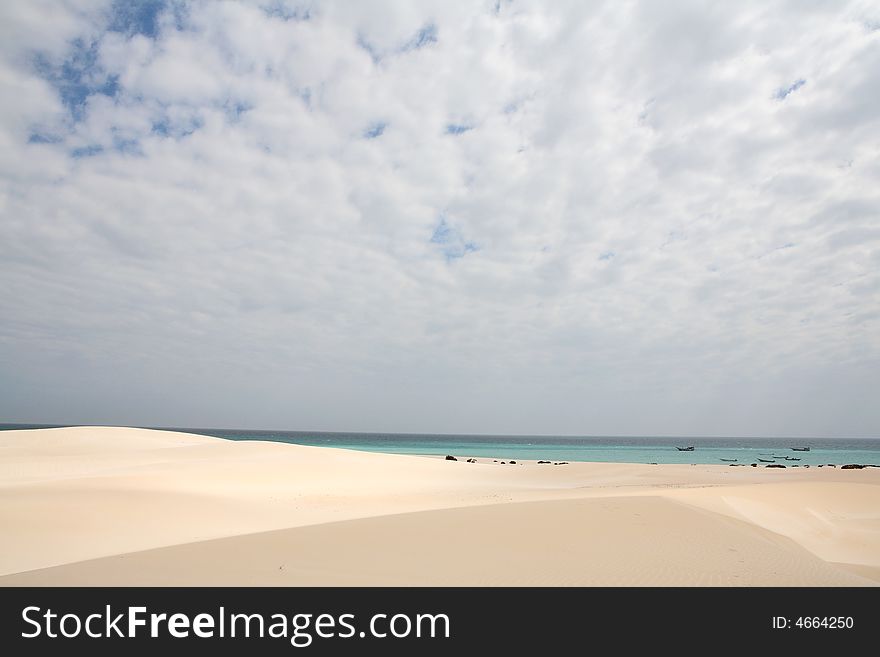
<box><xmin>1</xmin><ymin>0</ymin><xmax>878</xmax><ymax>437</ymax></box>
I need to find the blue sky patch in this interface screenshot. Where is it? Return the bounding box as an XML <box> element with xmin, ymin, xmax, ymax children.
<box><xmin>357</xmin><ymin>35</ymin><xmax>382</xmax><ymax>64</ymax></box>
<box><xmin>28</xmin><ymin>131</ymin><xmax>63</xmax><ymax>144</ymax></box>
<box><xmin>224</xmin><ymin>100</ymin><xmax>252</xmax><ymax>122</ymax></box>
<box><xmin>108</xmin><ymin>0</ymin><xmax>167</xmax><ymax>39</ymax></box>
<box><xmin>112</xmin><ymin>130</ymin><xmax>142</xmax><ymax>155</ymax></box>
<box><xmin>363</xmin><ymin>122</ymin><xmax>386</xmax><ymax>139</ymax></box>
<box><xmin>262</xmin><ymin>2</ymin><xmax>312</xmax><ymax>22</ymax></box>
<box><xmin>403</xmin><ymin>23</ymin><xmax>438</xmax><ymax>51</ymax></box>
<box><xmin>445</xmin><ymin>123</ymin><xmax>472</xmax><ymax>135</ymax></box>
<box><xmin>358</xmin><ymin>22</ymin><xmax>438</xmax><ymax>64</ymax></box>
<box><xmin>34</xmin><ymin>39</ymin><xmax>119</xmax><ymax>122</ymax></box>
<box><xmin>775</xmin><ymin>78</ymin><xmax>806</xmax><ymax>100</ymax></box>
<box><xmin>599</xmin><ymin>251</ymin><xmax>615</xmax><ymax>261</ymax></box>
<box><xmin>430</xmin><ymin>217</ymin><xmax>479</xmax><ymax>260</ymax></box>
<box><xmin>151</xmin><ymin>119</ymin><xmax>171</xmax><ymax>137</ymax></box>
<box><xmin>151</xmin><ymin>114</ymin><xmax>202</xmax><ymax>138</ymax></box>
<box><xmin>297</xmin><ymin>87</ymin><xmax>312</xmax><ymax>109</ymax></box>
<box><xmin>71</xmin><ymin>144</ymin><xmax>104</xmax><ymax>158</ymax></box>
<box><xmin>430</xmin><ymin>219</ymin><xmax>454</xmax><ymax>244</ymax></box>
<box><xmin>759</xmin><ymin>242</ymin><xmax>797</xmax><ymax>259</ymax></box>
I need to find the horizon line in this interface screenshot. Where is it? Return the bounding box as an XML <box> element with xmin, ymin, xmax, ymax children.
<box><xmin>1</xmin><ymin>422</ymin><xmax>877</xmax><ymax>441</ymax></box>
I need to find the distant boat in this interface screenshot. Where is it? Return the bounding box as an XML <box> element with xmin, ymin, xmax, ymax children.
<box><xmin>784</xmin><ymin>457</ymin><xmax>801</xmax><ymax>461</ymax></box>
<box><xmin>791</xmin><ymin>447</ymin><xmax>810</xmax><ymax>452</ymax></box>
<box><xmin>676</xmin><ymin>446</ymin><xmax>695</xmax><ymax>452</ymax></box>
<box><xmin>758</xmin><ymin>458</ymin><xmax>774</xmax><ymax>463</ymax></box>
<box><xmin>720</xmin><ymin>458</ymin><xmax>737</xmax><ymax>462</ymax></box>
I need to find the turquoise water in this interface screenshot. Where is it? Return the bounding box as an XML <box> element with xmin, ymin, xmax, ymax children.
<box><xmin>209</xmin><ymin>433</ymin><xmax>879</xmax><ymax>466</ymax></box>
<box><xmin>6</xmin><ymin>425</ymin><xmax>874</xmax><ymax>467</ymax></box>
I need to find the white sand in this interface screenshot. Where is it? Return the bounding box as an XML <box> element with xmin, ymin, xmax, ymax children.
<box><xmin>1</xmin><ymin>426</ymin><xmax>878</xmax><ymax>586</ymax></box>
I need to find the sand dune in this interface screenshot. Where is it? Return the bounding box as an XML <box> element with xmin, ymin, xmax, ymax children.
<box><xmin>3</xmin><ymin>497</ymin><xmax>873</xmax><ymax>587</ymax></box>
<box><xmin>1</xmin><ymin>427</ymin><xmax>878</xmax><ymax>586</ymax></box>
<box><xmin>669</xmin><ymin>482</ymin><xmax>880</xmax><ymax>568</ymax></box>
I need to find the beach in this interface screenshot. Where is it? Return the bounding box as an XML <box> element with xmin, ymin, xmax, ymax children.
<box><xmin>1</xmin><ymin>426</ymin><xmax>878</xmax><ymax>586</ymax></box>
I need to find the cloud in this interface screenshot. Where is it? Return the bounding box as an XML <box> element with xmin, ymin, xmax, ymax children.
<box><xmin>0</xmin><ymin>0</ymin><xmax>878</xmax><ymax>437</ymax></box>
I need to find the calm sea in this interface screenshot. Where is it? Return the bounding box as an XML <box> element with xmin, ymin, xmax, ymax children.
<box><xmin>3</xmin><ymin>424</ymin><xmax>879</xmax><ymax>466</ymax></box>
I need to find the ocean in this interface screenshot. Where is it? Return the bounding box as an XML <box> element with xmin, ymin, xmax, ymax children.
<box><xmin>3</xmin><ymin>424</ymin><xmax>878</xmax><ymax>466</ymax></box>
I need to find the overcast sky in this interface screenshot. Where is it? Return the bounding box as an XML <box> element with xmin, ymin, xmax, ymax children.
<box><xmin>1</xmin><ymin>1</ymin><xmax>878</xmax><ymax>437</ymax></box>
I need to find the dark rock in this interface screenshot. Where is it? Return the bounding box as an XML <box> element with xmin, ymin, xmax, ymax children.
<box><xmin>538</xmin><ymin>460</ymin><xmax>551</xmax><ymax>464</ymax></box>
<box><xmin>803</xmin><ymin>465</ymin><xmax>810</xmax><ymax>468</ymax></box>
<box><xmin>445</xmin><ymin>455</ymin><xmax>457</xmax><ymax>461</ymax></box>
<box><xmin>500</xmin><ymin>461</ymin><xmax>506</xmax><ymax>464</ymax></box>
<box><xmin>841</xmin><ymin>464</ymin><xmax>865</xmax><ymax>470</ymax></box>
<box><xmin>766</xmin><ymin>464</ymin><xmax>786</xmax><ymax>468</ymax></box>
<box><xmin>750</xmin><ymin>463</ymin><xmax>757</xmax><ymax>467</ymax></box>
<box><xmin>509</xmin><ymin>460</ymin><xmax>516</xmax><ymax>464</ymax></box>
<box><xmin>466</xmin><ymin>458</ymin><xmax>477</xmax><ymax>463</ymax></box>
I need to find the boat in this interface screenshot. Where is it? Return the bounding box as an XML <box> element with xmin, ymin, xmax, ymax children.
<box><xmin>676</xmin><ymin>446</ymin><xmax>695</xmax><ymax>451</ymax></box>
<box><xmin>784</xmin><ymin>457</ymin><xmax>800</xmax><ymax>461</ymax></box>
<box><xmin>720</xmin><ymin>458</ymin><xmax>737</xmax><ymax>462</ymax></box>
<box><xmin>791</xmin><ymin>447</ymin><xmax>810</xmax><ymax>452</ymax></box>
<box><xmin>758</xmin><ymin>458</ymin><xmax>774</xmax><ymax>463</ymax></box>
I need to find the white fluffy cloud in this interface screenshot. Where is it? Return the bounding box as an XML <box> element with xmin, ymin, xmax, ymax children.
<box><xmin>1</xmin><ymin>0</ymin><xmax>878</xmax><ymax>436</ymax></box>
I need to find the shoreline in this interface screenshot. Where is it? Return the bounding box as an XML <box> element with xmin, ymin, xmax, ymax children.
<box><xmin>418</xmin><ymin>453</ymin><xmax>880</xmax><ymax>469</ymax></box>
<box><xmin>5</xmin><ymin>424</ymin><xmax>878</xmax><ymax>468</ymax></box>
<box><xmin>1</xmin><ymin>426</ymin><xmax>878</xmax><ymax>586</ymax></box>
